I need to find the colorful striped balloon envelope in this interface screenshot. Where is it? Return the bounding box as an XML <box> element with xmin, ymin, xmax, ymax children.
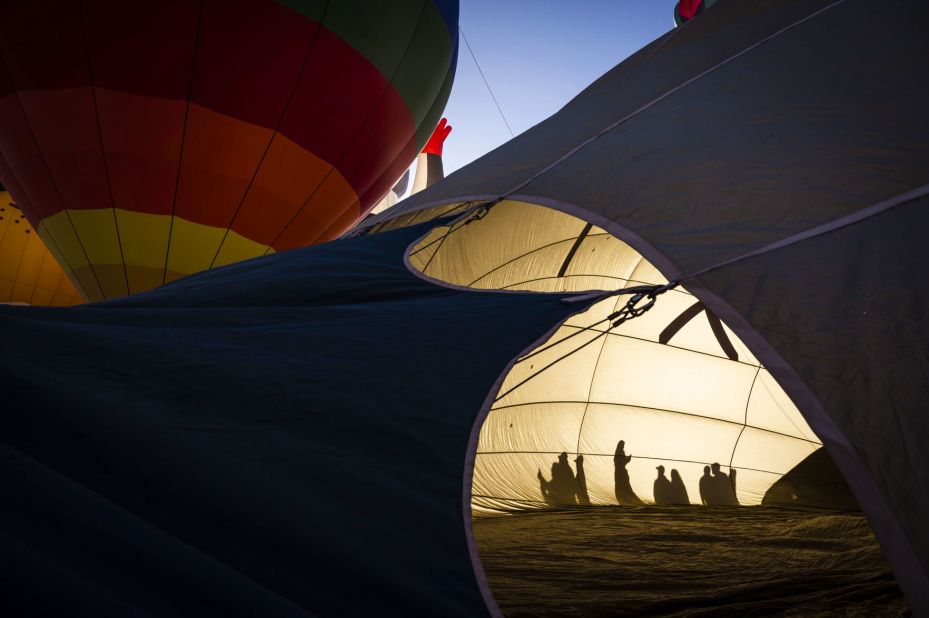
<box><xmin>0</xmin><ymin>188</ymin><xmax>81</xmax><ymax>305</ymax></box>
<box><xmin>0</xmin><ymin>0</ymin><xmax>458</xmax><ymax>301</ymax></box>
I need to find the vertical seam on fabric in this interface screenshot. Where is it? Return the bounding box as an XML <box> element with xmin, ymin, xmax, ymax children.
<box><xmin>161</xmin><ymin>0</ymin><xmax>205</xmax><ymax>285</ymax></box>
<box><xmin>419</xmin><ymin>223</ymin><xmax>452</xmax><ymax>275</ymax></box>
<box><xmin>757</xmin><ymin>371</ymin><xmax>817</xmax><ymax>442</ymax></box>
<box><xmin>574</xmin><ymin>256</ymin><xmax>644</xmax><ymax>457</ymax></box>
<box><xmin>0</xmin><ymin>47</ymin><xmax>105</xmax><ymax>299</ymax></box>
<box><xmin>207</xmin><ymin>0</ymin><xmax>332</xmax><ymax>269</ymax></box>
<box><xmin>0</xmin><ymin>154</ymin><xmax>38</xmax><ymax>222</ymax></box>
<box><xmin>729</xmin><ymin>365</ymin><xmax>761</xmax><ymax>470</ymax></box>
<box><xmin>264</xmin><ymin>0</ymin><xmax>429</xmax><ymax>254</ymax></box>
<box><xmin>0</xmin><ymin>150</ymin><xmax>84</xmax><ymax>300</ymax></box>
<box><xmin>79</xmin><ymin>0</ymin><xmax>130</xmax><ymax>295</ymax></box>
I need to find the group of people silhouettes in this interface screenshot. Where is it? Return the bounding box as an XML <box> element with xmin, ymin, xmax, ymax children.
<box><xmin>537</xmin><ymin>440</ymin><xmax>739</xmax><ymax>507</ymax></box>
<box><xmin>652</xmin><ymin>465</ymin><xmax>690</xmax><ymax>505</ymax></box>
<box><xmin>697</xmin><ymin>462</ymin><xmax>739</xmax><ymax>506</ymax></box>
<box><xmin>538</xmin><ymin>452</ymin><xmax>590</xmax><ymax>506</ymax></box>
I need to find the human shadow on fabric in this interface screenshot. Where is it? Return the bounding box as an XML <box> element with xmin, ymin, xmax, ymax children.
<box><xmin>655</xmin><ymin>466</ymin><xmax>694</xmax><ymax>506</ymax></box>
<box><xmin>653</xmin><ymin>465</ymin><xmax>673</xmax><ymax>505</ymax></box>
<box><xmin>574</xmin><ymin>455</ymin><xmax>590</xmax><ymax>505</ymax></box>
<box><xmin>668</xmin><ymin>468</ymin><xmax>690</xmax><ymax>505</ymax></box>
<box><xmin>613</xmin><ymin>440</ymin><xmax>643</xmax><ymax>505</ymax></box>
<box><xmin>538</xmin><ymin>452</ymin><xmax>581</xmax><ymax>506</ymax></box>
<box><xmin>700</xmin><ymin>462</ymin><xmax>739</xmax><ymax>506</ymax></box>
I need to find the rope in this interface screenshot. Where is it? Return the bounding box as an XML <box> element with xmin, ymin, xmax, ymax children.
<box><xmin>410</xmin><ymin>1</ymin><xmax>854</xmax><ymax>262</ymax></box>
<box><xmin>494</xmin><ymin>176</ymin><xmax>929</xmax><ymax>402</ymax></box>
<box><xmin>459</xmin><ymin>26</ymin><xmax>515</xmax><ymax>138</ymax></box>
<box><xmin>469</xmin><ymin>0</ymin><xmax>850</xmax><ymax>220</ymax></box>
<box><xmin>428</xmin><ymin>1</ymin><xmax>927</xmax><ymax>403</ymax></box>
<box><xmin>494</xmin><ymin>280</ymin><xmax>679</xmax><ymax>402</ymax></box>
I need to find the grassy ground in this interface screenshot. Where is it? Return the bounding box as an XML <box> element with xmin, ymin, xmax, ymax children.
<box><xmin>473</xmin><ymin>506</ymin><xmax>909</xmax><ymax>617</ymax></box>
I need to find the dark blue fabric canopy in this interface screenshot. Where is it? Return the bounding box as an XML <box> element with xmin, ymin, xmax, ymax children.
<box><xmin>0</xmin><ymin>221</ymin><xmax>583</xmax><ymax>616</ymax></box>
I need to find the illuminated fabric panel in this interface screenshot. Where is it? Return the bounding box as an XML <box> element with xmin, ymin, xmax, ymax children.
<box><xmin>405</xmin><ymin>200</ymin><xmax>822</xmax><ymax>512</ymax></box>
<box><xmin>0</xmin><ymin>0</ymin><xmax>458</xmax><ymax>299</ymax></box>
<box><xmin>0</xmin><ymin>190</ymin><xmax>81</xmax><ymax>305</ymax></box>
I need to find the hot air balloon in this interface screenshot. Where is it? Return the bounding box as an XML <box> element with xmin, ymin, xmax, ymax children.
<box><xmin>0</xmin><ymin>0</ymin><xmax>458</xmax><ymax>301</ymax></box>
<box><xmin>1</xmin><ymin>0</ymin><xmax>925</xmax><ymax>615</ymax></box>
<box><xmin>0</xmin><ymin>184</ymin><xmax>81</xmax><ymax>305</ymax></box>
<box><xmin>674</xmin><ymin>0</ymin><xmax>719</xmax><ymax>25</ymax></box>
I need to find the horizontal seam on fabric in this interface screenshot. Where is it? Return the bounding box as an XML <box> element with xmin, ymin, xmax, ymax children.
<box><xmin>488</xmin><ymin>399</ymin><xmax>821</xmax><ymax>445</ymax></box>
<box><xmin>473</xmin><ymin>456</ymin><xmax>784</xmax><ymax>476</ymax></box>
<box><xmin>546</xmin><ymin>323</ymin><xmax>760</xmax><ymax>367</ymax></box>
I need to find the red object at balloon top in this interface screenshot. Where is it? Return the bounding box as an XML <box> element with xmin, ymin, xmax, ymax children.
<box><xmin>422</xmin><ymin>118</ymin><xmax>452</xmax><ymax>156</ymax></box>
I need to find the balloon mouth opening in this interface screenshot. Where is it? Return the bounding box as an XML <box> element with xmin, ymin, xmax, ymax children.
<box><xmin>377</xmin><ymin>198</ymin><xmax>855</xmax><ymax>514</ymax></box>
<box><xmin>373</xmin><ymin>195</ymin><xmax>879</xmax><ymax>613</ymax></box>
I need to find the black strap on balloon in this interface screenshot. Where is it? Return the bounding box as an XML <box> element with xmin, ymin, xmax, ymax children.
<box><xmin>660</xmin><ymin>300</ymin><xmax>739</xmax><ymax>361</ymax></box>
<box><xmin>493</xmin><ymin>280</ymin><xmax>680</xmax><ymax>402</ymax></box>
<box><xmin>556</xmin><ymin>222</ymin><xmax>593</xmax><ymax>278</ymax></box>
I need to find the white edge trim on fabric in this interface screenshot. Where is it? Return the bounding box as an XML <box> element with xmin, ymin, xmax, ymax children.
<box><xmin>400</xmin><ymin>202</ymin><xmax>614</xmax><ymax>298</ymax></box>
<box><xmin>460</xmin><ymin>312</ymin><xmax>588</xmax><ymax>618</ymax></box>
<box><xmin>392</xmin><ymin>194</ymin><xmax>929</xmax><ymax>616</ymax></box>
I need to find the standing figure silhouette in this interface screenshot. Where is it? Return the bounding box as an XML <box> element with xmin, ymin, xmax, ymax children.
<box><xmin>575</xmin><ymin>455</ymin><xmax>591</xmax><ymax>505</ymax></box>
<box><xmin>699</xmin><ymin>465</ymin><xmax>713</xmax><ymax>505</ymax></box>
<box><xmin>613</xmin><ymin>440</ymin><xmax>642</xmax><ymax>505</ymax></box>
<box><xmin>710</xmin><ymin>462</ymin><xmax>740</xmax><ymax>506</ymax></box>
<box><xmin>668</xmin><ymin>468</ymin><xmax>690</xmax><ymax>505</ymax></box>
<box><xmin>653</xmin><ymin>465</ymin><xmax>674</xmax><ymax>505</ymax></box>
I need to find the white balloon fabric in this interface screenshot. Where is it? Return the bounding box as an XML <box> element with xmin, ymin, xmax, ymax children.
<box><xmin>406</xmin><ymin>200</ymin><xmax>821</xmax><ymax>513</ymax></box>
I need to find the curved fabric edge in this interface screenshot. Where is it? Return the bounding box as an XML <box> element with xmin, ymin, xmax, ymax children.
<box><xmin>396</xmin><ymin>214</ymin><xmax>600</xmax><ymax>616</ymax></box>
<box><xmin>460</xmin><ymin>300</ymin><xmax>596</xmax><ymax>618</ymax></box>
<box><xmin>384</xmin><ymin>194</ymin><xmax>929</xmax><ymax>615</ymax></box>
<box><xmin>400</xmin><ymin>206</ymin><xmax>609</xmax><ymax>298</ymax></box>
<box><xmin>681</xmin><ymin>280</ymin><xmax>929</xmax><ymax>615</ymax></box>
<box><xmin>350</xmin><ymin>193</ymin><xmax>500</xmax><ymax>236</ymax></box>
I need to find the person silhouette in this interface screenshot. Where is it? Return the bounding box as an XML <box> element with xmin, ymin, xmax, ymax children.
<box><xmin>613</xmin><ymin>440</ymin><xmax>642</xmax><ymax>505</ymax></box>
<box><xmin>699</xmin><ymin>465</ymin><xmax>713</xmax><ymax>505</ymax></box>
<box><xmin>710</xmin><ymin>462</ymin><xmax>739</xmax><ymax>506</ymax></box>
<box><xmin>538</xmin><ymin>469</ymin><xmax>555</xmax><ymax>506</ymax></box>
<box><xmin>538</xmin><ymin>452</ymin><xmax>578</xmax><ymax>506</ymax></box>
<box><xmin>653</xmin><ymin>465</ymin><xmax>674</xmax><ymax>505</ymax></box>
<box><xmin>575</xmin><ymin>455</ymin><xmax>590</xmax><ymax>505</ymax></box>
<box><xmin>668</xmin><ymin>468</ymin><xmax>690</xmax><ymax>505</ymax></box>
<box><xmin>729</xmin><ymin>468</ymin><xmax>739</xmax><ymax>505</ymax></box>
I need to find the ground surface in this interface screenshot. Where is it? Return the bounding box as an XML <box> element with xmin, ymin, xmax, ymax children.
<box><xmin>473</xmin><ymin>506</ymin><xmax>909</xmax><ymax>617</ymax></box>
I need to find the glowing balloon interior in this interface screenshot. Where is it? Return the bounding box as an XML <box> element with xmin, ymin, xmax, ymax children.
<box><xmin>405</xmin><ymin>201</ymin><xmax>823</xmax><ymax>513</ymax></box>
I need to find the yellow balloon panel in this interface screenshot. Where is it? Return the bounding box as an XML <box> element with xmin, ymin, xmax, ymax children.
<box><xmin>0</xmin><ymin>192</ymin><xmax>82</xmax><ymax>306</ymax></box>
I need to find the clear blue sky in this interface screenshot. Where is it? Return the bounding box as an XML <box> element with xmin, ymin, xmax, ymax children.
<box><xmin>441</xmin><ymin>1</ymin><xmax>678</xmax><ymax>173</ymax></box>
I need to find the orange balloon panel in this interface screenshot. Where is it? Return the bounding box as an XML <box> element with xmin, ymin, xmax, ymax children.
<box><xmin>0</xmin><ymin>191</ymin><xmax>81</xmax><ymax>306</ymax></box>
<box><xmin>0</xmin><ymin>1</ymin><xmax>458</xmax><ymax>300</ymax></box>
